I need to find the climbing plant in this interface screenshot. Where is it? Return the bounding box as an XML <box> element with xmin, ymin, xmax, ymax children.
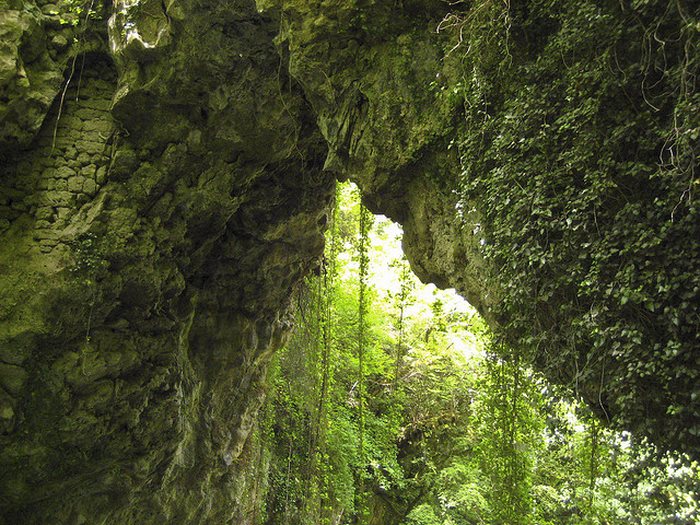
<box><xmin>447</xmin><ymin>0</ymin><xmax>699</xmax><ymax>452</ymax></box>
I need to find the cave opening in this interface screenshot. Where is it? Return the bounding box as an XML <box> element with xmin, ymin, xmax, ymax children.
<box><xmin>1</xmin><ymin>0</ymin><xmax>698</xmax><ymax>522</ymax></box>
<box><xmin>260</xmin><ymin>182</ymin><xmax>700</xmax><ymax>525</ymax></box>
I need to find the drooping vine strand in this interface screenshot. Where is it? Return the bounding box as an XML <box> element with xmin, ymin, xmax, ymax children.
<box><xmin>315</xmin><ymin>188</ymin><xmax>338</xmax><ymax>523</ymax></box>
<box><xmin>356</xmin><ymin>187</ymin><xmax>371</xmax><ymax>523</ymax></box>
<box><xmin>393</xmin><ymin>257</ymin><xmax>413</xmax><ymax>390</ymax></box>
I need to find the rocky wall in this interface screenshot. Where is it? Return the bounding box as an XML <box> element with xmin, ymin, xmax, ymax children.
<box><xmin>0</xmin><ymin>0</ymin><xmax>88</xmax><ymax>149</ymax></box>
<box><xmin>1</xmin><ymin>0</ymin><xmax>333</xmax><ymax>522</ymax></box>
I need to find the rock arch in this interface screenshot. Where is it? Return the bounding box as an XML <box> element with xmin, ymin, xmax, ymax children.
<box><xmin>0</xmin><ymin>0</ymin><xmax>697</xmax><ymax>522</ymax></box>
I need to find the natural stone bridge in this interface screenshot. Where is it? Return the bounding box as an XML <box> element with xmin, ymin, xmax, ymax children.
<box><xmin>0</xmin><ymin>0</ymin><xmax>697</xmax><ymax>522</ymax></box>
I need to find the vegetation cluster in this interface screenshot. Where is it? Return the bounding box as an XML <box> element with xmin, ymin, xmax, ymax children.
<box><xmin>445</xmin><ymin>0</ymin><xmax>699</xmax><ymax>451</ymax></box>
<box><xmin>258</xmin><ymin>184</ymin><xmax>699</xmax><ymax>525</ymax></box>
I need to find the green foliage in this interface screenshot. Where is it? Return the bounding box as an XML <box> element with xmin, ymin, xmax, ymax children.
<box><xmin>68</xmin><ymin>232</ymin><xmax>109</xmax><ymax>285</ymax></box>
<box><xmin>262</xmin><ymin>183</ymin><xmax>699</xmax><ymax>525</ymax></box>
<box><xmin>532</xmin><ymin>397</ymin><xmax>700</xmax><ymax>525</ymax></box>
<box><xmin>404</xmin><ymin>504</ymin><xmax>442</xmax><ymax>525</ymax></box>
<box><xmin>66</xmin><ymin>232</ymin><xmax>110</xmax><ymax>342</ymax></box>
<box><xmin>474</xmin><ymin>351</ymin><xmax>542</xmax><ymax>524</ymax></box>
<box><xmin>448</xmin><ymin>0</ymin><xmax>699</xmax><ymax>452</ymax></box>
<box><xmin>58</xmin><ymin>0</ymin><xmax>100</xmax><ymax>26</ymax></box>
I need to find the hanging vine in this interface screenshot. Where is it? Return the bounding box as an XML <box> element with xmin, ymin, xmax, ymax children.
<box><xmin>588</xmin><ymin>417</ymin><xmax>599</xmax><ymax>511</ymax></box>
<box><xmin>313</xmin><ymin>189</ymin><xmax>339</xmax><ymax>524</ymax></box>
<box><xmin>392</xmin><ymin>256</ymin><xmax>414</xmax><ymax>391</ymax></box>
<box><xmin>355</xmin><ymin>187</ymin><xmax>370</xmax><ymax>523</ymax></box>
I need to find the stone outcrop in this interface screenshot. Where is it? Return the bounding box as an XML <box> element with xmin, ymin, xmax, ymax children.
<box><xmin>0</xmin><ymin>0</ymin><xmax>86</xmax><ymax>148</ymax></box>
<box><xmin>1</xmin><ymin>1</ymin><xmax>332</xmax><ymax>522</ymax></box>
<box><xmin>0</xmin><ymin>0</ymin><xmax>697</xmax><ymax>522</ymax></box>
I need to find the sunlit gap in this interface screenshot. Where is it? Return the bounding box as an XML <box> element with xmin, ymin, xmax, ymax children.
<box><xmin>337</xmin><ymin>181</ymin><xmax>483</xmax><ymax>363</ymax></box>
<box><xmin>265</xmin><ymin>182</ymin><xmax>700</xmax><ymax>525</ymax></box>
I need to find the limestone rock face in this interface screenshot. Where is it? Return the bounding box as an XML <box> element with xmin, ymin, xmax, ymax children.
<box><xmin>0</xmin><ymin>0</ymin><xmax>698</xmax><ymax>522</ymax></box>
<box><xmin>254</xmin><ymin>0</ymin><xmax>497</xmax><ymax>318</ymax></box>
<box><xmin>0</xmin><ymin>0</ymin><xmax>67</xmax><ymax>148</ymax></box>
<box><xmin>0</xmin><ymin>1</ymin><xmax>331</xmax><ymax>522</ymax></box>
